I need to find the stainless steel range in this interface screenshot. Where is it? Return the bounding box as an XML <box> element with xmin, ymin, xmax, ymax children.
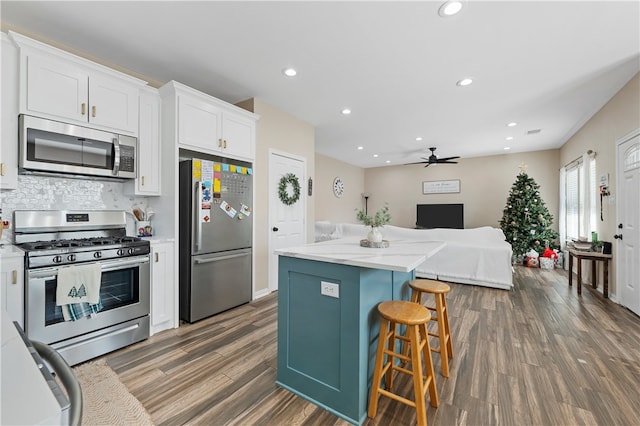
<box><xmin>14</xmin><ymin>210</ymin><xmax>150</xmax><ymax>366</ymax></box>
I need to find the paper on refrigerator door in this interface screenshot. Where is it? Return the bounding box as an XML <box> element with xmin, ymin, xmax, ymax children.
<box><xmin>220</xmin><ymin>201</ymin><xmax>237</xmax><ymax>218</ymax></box>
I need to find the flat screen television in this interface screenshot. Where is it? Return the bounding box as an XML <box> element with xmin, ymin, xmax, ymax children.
<box><xmin>416</xmin><ymin>203</ymin><xmax>464</xmax><ymax>229</ymax></box>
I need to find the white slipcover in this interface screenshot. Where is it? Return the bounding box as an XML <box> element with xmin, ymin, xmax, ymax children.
<box><xmin>315</xmin><ymin>222</ymin><xmax>513</xmax><ymax>290</ymax></box>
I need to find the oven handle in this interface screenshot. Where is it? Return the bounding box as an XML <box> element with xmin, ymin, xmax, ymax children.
<box><xmin>28</xmin><ymin>255</ymin><xmax>150</xmax><ymax>279</ymax></box>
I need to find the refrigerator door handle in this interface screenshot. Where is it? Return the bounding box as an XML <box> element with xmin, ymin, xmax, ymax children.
<box><xmin>195</xmin><ymin>252</ymin><xmax>250</xmax><ymax>264</ymax></box>
<box><xmin>195</xmin><ymin>181</ymin><xmax>203</xmax><ymax>251</ymax></box>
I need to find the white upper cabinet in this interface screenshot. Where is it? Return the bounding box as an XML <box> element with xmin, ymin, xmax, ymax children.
<box><xmin>11</xmin><ymin>31</ymin><xmax>145</xmax><ymax>135</ymax></box>
<box><xmin>1</xmin><ymin>33</ymin><xmax>19</xmax><ymax>190</ymax></box>
<box><xmin>25</xmin><ymin>53</ymin><xmax>89</xmax><ymax>123</ymax></box>
<box><xmin>161</xmin><ymin>81</ymin><xmax>257</xmax><ymax>161</ymax></box>
<box><xmin>126</xmin><ymin>87</ymin><xmax>161</xmax><ymax>196</ymax></box>
<box><xmin>177</xmin><ymin>94</ymin><xmax>222</xmax><ymax>152</ymax></box>
<box><xmin>221</xmin><ymin>111</ymin><xmax>255</xmax><ymax>160</ymax></box>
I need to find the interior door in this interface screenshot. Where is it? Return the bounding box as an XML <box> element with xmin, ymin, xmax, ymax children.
<box><xmin>269</xmin><ymin>151</ymin><xmax>306</xmax><ymax>292</ymax></box>
<box><xmin>617</xmin><ymin>130</ymin><xmax>640</xmax><ymax>315</ymax></box>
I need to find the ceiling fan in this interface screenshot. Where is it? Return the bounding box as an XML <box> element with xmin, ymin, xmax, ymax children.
<box><xmin>406</xmin><ymin>147</ymin><xmax>460</xmax><ymax>167</ymax></box>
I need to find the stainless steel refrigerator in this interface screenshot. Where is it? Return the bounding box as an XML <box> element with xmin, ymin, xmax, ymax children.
<box><xmin>179</xmin><ymin>157</ymin><xmax>253</xmax><ymax>323</ymax></box>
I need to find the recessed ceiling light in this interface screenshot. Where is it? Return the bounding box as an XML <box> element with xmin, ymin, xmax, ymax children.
<box><xmin>373</xmin><ymin>154</ymin><xmax>379</xmax><ymax>158</ymax></box>
<box><xmin>504</xmin><ymin>147</ymin><xmax>511</xmax><ymax>150</ymax></box>
<box><xmin>438</xmin><ymin>1</ymin><xmax>463</xmax><ymax>17</ymax></box>
<box><xmin>416</xmin><ymin>137</ymin><xmax>423</xmax><ymax>141</ymax></box>
<box><xmin>357</xmin><ymin>146</ymin><xmax>364</xmax><ymax>150</ymax></box>
<box><xmin>456</xmin><ymin>78</ymin><xmax>473</xmax><ymax>87</ymax></box>
<box><xmin>282</xmin><ymin>68</ymin><xmax>297</xmax><ymax>77</ymax></box>
<box><xmin>506</xmin><ymin>136</ymin><xmax>514</xmax><ymax>141</ymax></box>
<box><xmin>341</xmin><ymin>108</ymin><xmax>351</xmax><ymax>115</ymax></box>
<box><xmin>507</xmin><ymin>122</ymin><xmax>517</xmax><ymax>127</ymax></box>
<box><xmin>385</xmin><ymin>160</ymin><xmax>391</xmax><ymax>164</ymax></box>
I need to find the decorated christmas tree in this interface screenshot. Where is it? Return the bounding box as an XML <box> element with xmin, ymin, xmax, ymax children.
<box><xmin>499</xmin><ymin>166</ymin><xmax>559</xmax><ymax>257</ymax></box>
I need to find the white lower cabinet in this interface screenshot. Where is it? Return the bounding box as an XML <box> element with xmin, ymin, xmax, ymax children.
<box><xmin>1</xmin><ymin>254</ymin><xmax>24</xmax><ymax>328</ymax></box>
<box><xmin>150</xmin><ymin>241</ymin><xmax>175</xmax><ymax>335</ymax></box>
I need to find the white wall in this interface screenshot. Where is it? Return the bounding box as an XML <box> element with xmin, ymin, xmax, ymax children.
<box><xmin>559</xmin><ymin>72</ymin><xmax>640</xmax><ymax>298</ymax></box>
<box><xmin>315</xmin><ymin>154</ymin><xmax>366</xmax><ymax>223</ymax></box>
<box><xmin>238</xmin><ymin>98</ymin><xmax>315</xmax><ymax>295</ymax></box>
<box><xmin>361</xmin><ymin>150</ymin><xmax>560</xmax><ymax>230</ymax></box>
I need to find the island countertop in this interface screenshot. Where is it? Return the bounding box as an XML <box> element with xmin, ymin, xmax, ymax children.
<box><xmin>275</xmin><ymin>237</ymin><xmax>445</xmax><ymax>272</ymax></box>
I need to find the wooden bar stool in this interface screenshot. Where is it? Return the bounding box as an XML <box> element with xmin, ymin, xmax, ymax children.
<box><xmin>368</xmin><ymin>300</ymin><xmax>439</xmax><ymax>426</ymax></box>
<box><xmin>408</xmin><ymin>279</ymin><xmax>453</xmax><ymax>377</ymax></box>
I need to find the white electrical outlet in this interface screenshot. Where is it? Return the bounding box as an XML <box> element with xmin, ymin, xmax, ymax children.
<box><xmin>321</xmin><ymin>281</ymin><xmax>339</xmax><ymax>298</ymax></box>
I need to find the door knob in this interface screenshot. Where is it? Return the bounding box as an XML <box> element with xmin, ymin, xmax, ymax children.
<box><xmin>272</xmin><ymin>227</ymin><xmax>279</xmax><ymax>232</ymax></box>
<box><xmin>618</xmin><ymin>223</ymin><xmax>623</xmax><ymax>229</ymax></box>
<box><xmin>614</xmin><ymin>234</ymin><xmax>623</xmax><ymax>240</ymax></box>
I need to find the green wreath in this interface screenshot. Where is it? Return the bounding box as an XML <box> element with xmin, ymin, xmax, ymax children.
<box><xmin>278</xmin><ymin>173</ymin><xmax>301</xmax><ymax>206</ymax></box>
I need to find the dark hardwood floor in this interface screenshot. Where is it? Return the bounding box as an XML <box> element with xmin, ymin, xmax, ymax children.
<box><xmin>105</xmin><ymin>266</ymin><xmax>640</xmax><ymax>425</ymax></box>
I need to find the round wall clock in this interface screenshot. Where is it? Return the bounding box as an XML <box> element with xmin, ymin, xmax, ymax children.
<box><xmin>333</xmin><ymin>176</ymin><xmax>345</xmax><ymax>198</ymax></box>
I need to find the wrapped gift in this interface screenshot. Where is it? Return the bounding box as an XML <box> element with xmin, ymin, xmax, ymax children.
<box><xmin>540</xmin><ymin>257</ymin><xmax>554</xmax><ymax>269</ymax></box>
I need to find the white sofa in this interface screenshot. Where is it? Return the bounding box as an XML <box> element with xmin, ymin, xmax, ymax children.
<box><xmin>315</xmin><ymin>222</ymin><xmax>513</xmax><ymax>290</ymax></box>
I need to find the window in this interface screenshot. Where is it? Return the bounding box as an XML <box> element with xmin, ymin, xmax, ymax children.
<box><xmin>563</xmin><ymin>156</ymin><xmax>597</xmax><ymax>241</ymax></box>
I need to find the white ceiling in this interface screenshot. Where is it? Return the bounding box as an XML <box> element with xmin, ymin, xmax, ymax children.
<box><xmin>2</xmin><ymin>1</ymin><xmax>639</xmax><ymax>168</ymax></box>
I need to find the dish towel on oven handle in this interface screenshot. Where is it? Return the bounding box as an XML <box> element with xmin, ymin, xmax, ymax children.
<box><xmin>57</xmin><ymin>263</ymin><xmax>103</xmax><ymax>321</ymax></box>
<box><xmin>62</xmin><ymin>299</ymin><xmax>104</xmax><ymax>322</ymax></box>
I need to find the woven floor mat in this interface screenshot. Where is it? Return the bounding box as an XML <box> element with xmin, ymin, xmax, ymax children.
<box><xmin>71</xmin><ymin>358</ymin><xmax>153</xmax><ymax>425</ymax></box>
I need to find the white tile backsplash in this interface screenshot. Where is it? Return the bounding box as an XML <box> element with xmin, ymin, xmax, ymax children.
<box><xmin>1</xmin><ymin>175</ymin><xmax>148</xmax><ymax>243</ymax></box>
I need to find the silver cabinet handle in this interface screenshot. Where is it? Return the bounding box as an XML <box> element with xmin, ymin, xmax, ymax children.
<box><xmin>12</xmin><ymin>270</ymin><xmax>17</xmax><ymax>284</ymax></box>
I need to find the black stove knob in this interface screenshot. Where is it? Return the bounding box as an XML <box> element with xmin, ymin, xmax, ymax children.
<box><xmin>117</xmin><ymin>249</ymin><xmax>125</xmax><ymax>256</ymax></box>
<box><xmin>94</xmin><ymin>252</ymin><xmax>102</xmax><ymax>259</ymax></box>
<box><xmin>53</xmin><ymin>255</ymin><xmax>63</xmax><ymax>263</ymax></box>
<box><xmin>67</xmin><ymin>254</ymin><xmax>76</xmax><ymax>262</ymax></box>
<box><xmin>128</xmin><ymin>248</ymin><xmax>135</xmax><ymax>255</ymax></box>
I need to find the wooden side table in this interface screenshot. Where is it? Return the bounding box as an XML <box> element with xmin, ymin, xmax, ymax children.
<box><xmin>568</xmin><ymin>248</ymin><xmax>613</xmax><ymax>298</ymax></box>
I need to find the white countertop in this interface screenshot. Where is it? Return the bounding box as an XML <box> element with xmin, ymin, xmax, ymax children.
<box><xmin>1</xmin><ymin>310</ymin><xmax>64</xmax><ymax>425</ymax></box>
<box><xmin>0</xmin><ymin>244</ymin><xmax>24</xmax><ymax>259</ymax></box>
<box><xmin>275</xmin><ymin>237</ymin><xmax>445</xmax><ymax>272</ymax></box>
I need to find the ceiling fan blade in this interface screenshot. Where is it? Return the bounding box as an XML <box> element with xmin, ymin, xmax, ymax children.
<box><xmin>438</xmin><ymin>161</ymin><xmax>458</xmax><ymax>164</ymax></box>
<box><xmin>437</xmin><ymin>156</ymin><xmax>460</xmax><ymax>162</ymax></box>
<box><xmin>404</xmin><ymin>161</ymin><xmax>428</xmax><ymax>165</ymax></box>
<box><xmin>424</xmin><ymin>163</ymin><xmax>431</xmax><ymax>168</ymax></box>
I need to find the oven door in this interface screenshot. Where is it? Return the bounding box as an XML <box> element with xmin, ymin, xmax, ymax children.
<box><xmin>25</xmin><ymin>255</ymin><xmax>150</xmax><ymax>345</ymax></box>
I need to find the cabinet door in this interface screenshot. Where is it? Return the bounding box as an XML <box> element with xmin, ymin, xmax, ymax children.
<box><xmin>177</xmin><ymin>95</ymin><xmax>221</xmax><ymax>153</ymax></box>
<box><xmin>1</xmin><ymin>257</ymin><xmax>24</xmax><ymax>328</ymax></box>
<box><xmin>150</xmin><ymin>242</ymin><xmax>175</xmax><ymax>333</ymax></box>
<box><xmin>135</xmin><ymin>90</ymin><xmax>161</xmax><ymax>195</ymax></box>
<box><xmin>221</xmin><ymin>112</ymin><xmax>255</xmax><ymax>160</ymax></box>
<box><xmin>89</xmin><ymin>74</ymin><xmax>139</xmax><ymax>133</ymax></box>
<box><xmin>1</xmin><ymin>35</ymin><xmax>19</xmax><ymax>190</ymax></box>
<box><xmin>25</xmin><ymin>53</ymin><xmax>89</xmax><ymax>122</ymax></box>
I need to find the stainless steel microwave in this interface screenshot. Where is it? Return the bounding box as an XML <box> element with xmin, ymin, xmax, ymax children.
<box><xmin>19</xmin><ymin>115</ymin><xmax>137</xmax><ymax>180</ymax></box>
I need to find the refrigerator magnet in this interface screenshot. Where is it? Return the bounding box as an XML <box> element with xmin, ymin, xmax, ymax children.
<box><xmin>220</xmin><ymin>200</ymin><xmax>237</xmax><ymax>218</ymax></box>
<box><xmin>240</xmin><ymin>204</ymin><xmax>252</xmax><ymax>216</ymax></box>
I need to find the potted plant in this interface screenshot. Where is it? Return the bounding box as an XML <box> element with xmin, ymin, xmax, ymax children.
<box><xmin>355</xmin><ymin>204</ymin><xmax>391</xmax><ymax>243</ymax></box>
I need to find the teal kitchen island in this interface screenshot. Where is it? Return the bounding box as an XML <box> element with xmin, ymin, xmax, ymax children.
<box><xmin>275</xmin><ymin>237</ymin><xmax>444</xmax><ymax>425</ymax></box>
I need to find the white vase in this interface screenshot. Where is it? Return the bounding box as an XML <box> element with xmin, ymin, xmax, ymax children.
<box><xmin>368</xmin><ymin>227</ymin><xmax>383</xmax><ymax>243</ymax></box>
